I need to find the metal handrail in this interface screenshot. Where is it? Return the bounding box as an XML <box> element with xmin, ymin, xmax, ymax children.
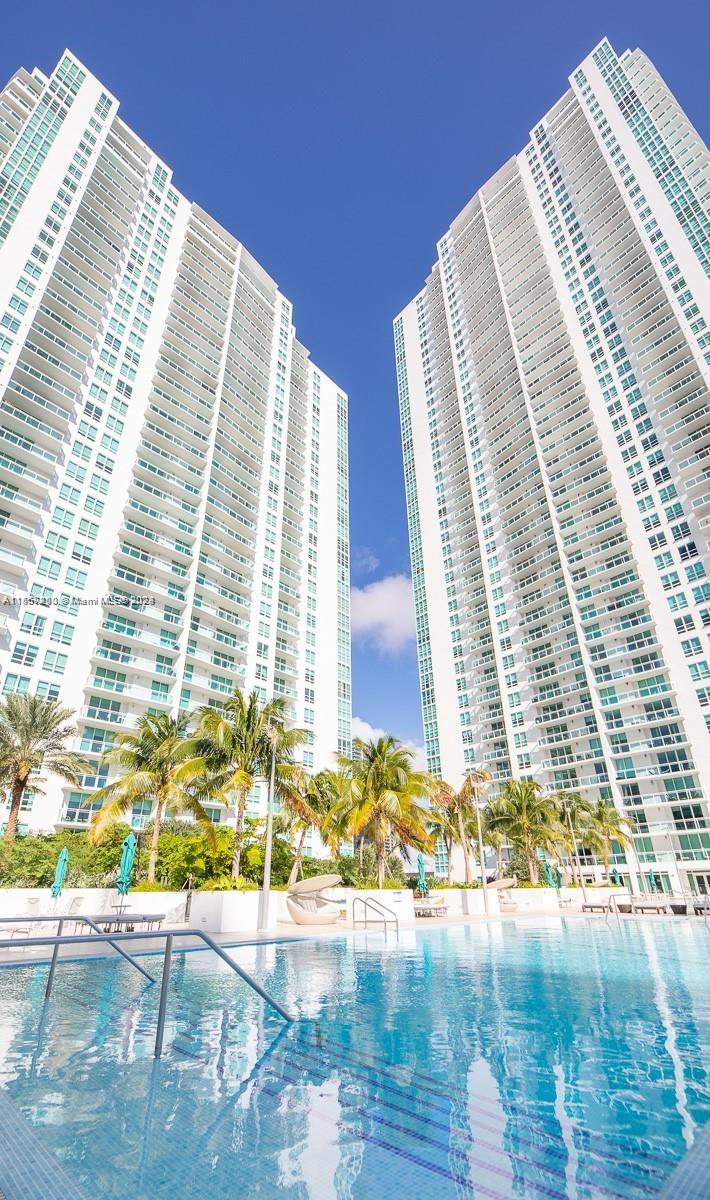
<box><xmin>0</xmin><ymin>914</ymin><xmax>155</xmax><ymax>985</ymax></box>
<box><xmin>352</xmin><ymin>896</ymin><xmax>399</xmax><ymax>935</ymax></box>
<box><xmin>0</xmin><ymin>927</ymin><xmax>293</xmax><ymax>1056</ymax></box>
<box><xmin>605</xmin><ymin>893</ymin><xmax>622</xmax><ymax>929</ymax></box>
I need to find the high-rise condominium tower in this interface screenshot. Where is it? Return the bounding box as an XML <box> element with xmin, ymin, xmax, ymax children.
<box><xmin>395</xmin><ymin>39</ymin><xmax>709</xmax><ymax>893</ymax></box>
<box><xmin>0</xmin><ymin>51</ymin><xmax>351</xmax><ymax>835</ymax></box>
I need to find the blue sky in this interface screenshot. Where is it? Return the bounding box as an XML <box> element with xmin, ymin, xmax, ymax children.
<box><xmin>3</xmin><ymin>1</ymin><xmax>708</xmax><ymax>755</ymax></box>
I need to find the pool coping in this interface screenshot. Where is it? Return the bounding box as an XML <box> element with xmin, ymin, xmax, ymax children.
<box><xmin>0</xmin><ymin>908</ymin><xmax>701</xmax><ymax>971</ymax></box>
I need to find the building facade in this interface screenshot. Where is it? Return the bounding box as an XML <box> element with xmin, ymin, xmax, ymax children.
<box><xmin>0</xmin><ymin>51</ymin><xmax>351</xmax><ymax>836</ymax></box>
<box><xmin>395</xmin><ymin>39</ymin><xmax>710</xmax><ymax>893</ymax></box>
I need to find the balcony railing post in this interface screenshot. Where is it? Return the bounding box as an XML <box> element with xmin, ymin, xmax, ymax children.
<box><xmin>154</xmin><ymin>933</ymin><xmax>173</xmax><ymax>1059</ymax></box>
<box><xmin>45</xmin><ymin>918</ymin><xmax>64</xmax><ymax>999</ymax></box>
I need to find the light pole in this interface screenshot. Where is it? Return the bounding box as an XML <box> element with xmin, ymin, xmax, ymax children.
<box><xmin>564</xmin><ymin>803</ymin><xmax>589</xmax><ymax>905</ymax></box>
<box><xmin>475</xmin><ymin>799</ymin><xmax>491</xmax><ymax>916</ymax></box>
<box><xmin>257</xmin><ymin>722</ymin><xmax>279</xmax><ymax>933</ymax></box>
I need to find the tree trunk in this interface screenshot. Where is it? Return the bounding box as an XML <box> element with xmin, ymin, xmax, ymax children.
<box><xmin>147</xmin><ymin>798</ymin><xmax>165</xmax><ymax>883</ymax></box>
<box><xmin>446</xmin><ymin>836</ymin><xmax>454</xmax><ymax>887</ymax></box>
<box><xmin>527</xmin><ymin>851</ymin><xmax>539</xmax><ymax>886</ymax></box>
<box><xmin>457</xmin><ymin>810</ymin><xmax>471</xmax><ymax>884</ymax></box>
<box><xmin>231</xmin><ymin>789</ymin><xmax>248</xmax><ymax>880</ymax></box>
<box><xmin>288</xmin><ymin>826</ymin><xmax>308</xmax><ymax>888</ymax></box>
<box><xmin>376</xmin><ymin>839</ymin><xmax>386</xmax><ymax>889</ymax></box>
<box><xmin>358</xmin><ymin>837</ymin><xmax>364</xmax><ymax>868</ymax></box>
<box><xmin>4</xmin><ymin>777</ymin><xmax>26</xmax><ymax>844</ymax></box>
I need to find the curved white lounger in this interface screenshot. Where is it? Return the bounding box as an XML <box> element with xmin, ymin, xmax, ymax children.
<box><xmin>286</xmin><ymin>874</ymin><xmax>343</xmax><ymax>926</ymax></box>
<box><xmin>488</xmin><ymin>876</ymin><xmax>517</xmax><ymax>890</ymax></box>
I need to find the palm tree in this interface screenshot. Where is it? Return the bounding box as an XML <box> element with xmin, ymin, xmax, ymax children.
<box><xmin>89</xmin><ymin>712</ymin><xmax>213</xmax><ymax>882</ymax></box>
<box><xmin>484</xmin><ymin>779</ymin><xmax>562</xmax><ymax>884</ymax></box>
<box><xmin>196</xmin><ymin>688</ymin><xmax>306</xmax><ymax>880</ymax></box>
<box><xmin>434</xmin><ymin>767</ymin><xmax>491</xmax><ymax>885</ymax></box>
<box><xmin>427</xmin><ymin>802</ymin><xmax>458</xmax><ymax>886</ymax></box>
<box><xmin>278</xmin><ymin>769</ymin><xmax>337</xmax><ymax>887</ymax></box>
<box><xmin>318</xmin><ymin>768</ymin><xmax>354</xmax><ymax>856</ymax></box>
<box><xmin>553</xmin><ymin>790</ymin><xmax>593</xmax><ymax>884</ymax></box>
<box><xmin>333</xmin><ymin>736</ymin><xmax>433</xmax><ymax>888</ymax></box>
<box><xmin>584</xmin><ymin>799</ymin><xmax>633</xmax><ymax>880</ymax></box>
<box><xmin>482</xmin><ymin>794</ymin><xmax>509</xmax><ymax>877</ymax></box>
<box><xmin>0</xmin><ymin>694</ymin><xmax>89</xmax><ymax>843</ymax></box>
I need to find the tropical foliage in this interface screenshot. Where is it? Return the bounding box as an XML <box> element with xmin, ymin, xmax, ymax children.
<box><xmin>583</xmin><ymin>799</ymin><xmax>633</xmax><ymax>879</ymax></box>
<box><xmin>194</xmin><ymin>689</ymin><xmax>306</xmax><ymax>879</ymax></box>
<box><xmin>88</xmin><ymin>712</ymin><xmax>213</xmax><ymax>882</ymax></box>
<box><xmin>327</xmin><ymin>736</ymin><xmax>434</xmax><ymax>887</ymax></box>
<box><xmin>483</xmin><ymin>779</ymin><xmax>564</xmax><ymax>884</ymax></box>
<box><xmin>0</xmin><ymin>688</ymin><xmax>637</xmax><ymax>891</ymax></box>
<box><xmin>0</xmin><ymin>695</ymin><xmax>88</xmax><ymax>843</ymax></box>
<box><xmin>433</xmin><ymin>767</ymin><xmax>491</xmax><ymax>885</ymax></box>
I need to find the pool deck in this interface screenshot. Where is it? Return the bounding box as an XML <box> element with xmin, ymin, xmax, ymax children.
<box><xmin>0</xmin><ymin>905</ymin><xmax>694</xmax><ymax>968</ymax></box>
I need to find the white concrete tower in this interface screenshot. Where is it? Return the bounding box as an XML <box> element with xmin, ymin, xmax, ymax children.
<box><xmin>396</xmin><ymin>38</ymin><xmax>709</xmax><ymax>893</ymax></box>
<box><xmin>0</xmin><ymin>51</ymin><xmax>351</xmax><ymax>834</ymax></box>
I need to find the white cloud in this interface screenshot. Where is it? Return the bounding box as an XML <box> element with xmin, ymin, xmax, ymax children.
<box><xmin>352</xmin><ymin>716</ymin><xmax>427</xmax><ymax>771</ymax></box>
<box><xmin>352</xmin><ymin>715</ymin><xmax>387</xmax><ymax>742</ymax></box>
<box><xmin>351</xmin><ymin>545</ymin><xmax>380</xmax><ymax>575</ymax></box>
<box><xmin>350</xmin><ymin>573</ymin><xmax>415</xmax><ymax>654</ymax></box>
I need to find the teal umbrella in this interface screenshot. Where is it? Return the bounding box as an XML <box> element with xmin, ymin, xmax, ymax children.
<box><xmin>50</xmin><ymin>847</ymin><xmax>69</xmax><ymax>898</ymax></box>
<box><xmin>543</xmin><ymin>860</ymin><xmax>555</xmax><ymax>888</ymax></box>
<box><xmin>417</xmin><ymin>851</ymin><xmax>429</xmax><ymax>895</ymax></box>
<box><xmin>553</xmin><ymin>866</ymin><xmax>562</xmax><ymax>889</ymax></box>
<box><xmin>611</xmin><ymin>867</ymin><xmax>621</xmax><ymax>886</ymax></box>
<box><xmin>116</xmin><ymin>833</ymin><xmax>138</xmax><ymax>896</ymax></box>
<box><xmin>647</xmin><ymin>870</ymin><xmax>657</xmax><ymax>893</ymax></box>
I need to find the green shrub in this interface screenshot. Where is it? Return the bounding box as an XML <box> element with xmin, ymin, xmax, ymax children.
<box><xmin>0</xmin><ymin>826</ymin><xmax>132</xmax><ymax>888</ymax></box>
<box><xmin>198</xmin><ymin>876</ymin><xmax>257</xmax><ymax>892</ymax></box>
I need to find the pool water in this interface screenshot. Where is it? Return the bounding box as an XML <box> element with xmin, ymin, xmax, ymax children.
<box><xmin>0</xmin><ymin>919</ymin><xmax>707</xmax><ymax>1199</ymax></box>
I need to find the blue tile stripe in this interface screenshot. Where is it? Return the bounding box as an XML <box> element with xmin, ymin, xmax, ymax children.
<box><xmin>290</xmin><ymin>1029</ymin><xmax>675</xmax><ymax>1174</ymax></box>
<box><xmin>272</xmin><ymin>1041</ymin><xmax>663</xmax><ymax>1193</ymax></box>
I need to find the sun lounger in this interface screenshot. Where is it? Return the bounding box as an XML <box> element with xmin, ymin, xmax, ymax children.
<box><xmin>631</xmin><ymin>898</ymin><xmax>670</xmax><ymax>914</ymax></box>
<box><xmin>414</xmin><ymin>897</ymin><xmax>448</xmax><ymax>918</ymax></box>
<box><xmin>286</xmin><ymin>874</ymin><xmax>342</xmax><ymax>925</ymax></box>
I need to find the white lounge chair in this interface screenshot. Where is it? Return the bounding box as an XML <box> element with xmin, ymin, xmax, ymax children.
<box><xmin>414</xmin><ymin>895</ymin><xmax>448</xmax><ymax>918</ymax></box>
<box><xmin>286</xmin><ymin>874</ymin><xmax>343</xmax><ymax>925</ymax></box>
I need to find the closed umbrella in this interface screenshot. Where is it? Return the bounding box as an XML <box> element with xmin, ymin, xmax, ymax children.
<box><xmin>116</xmin><ymin>833</ymin><xmax>138</xmax><ymax>896</ymax></box>
<box><xmin>543</xmin><ymin>860</ymin><xmax>555</xmax><ymax>888</ymax></box>
<box><xmin>50</xmin><ymin>847</ymin><xmax>69</xmax><ymax>899</ymax></box>
<box><xmin>553</xmin><ymin>866</ymin><xmax>562</xmax><ymax>889</ymax></box>
<box><xmin>647</xmin><ymin>870</ymin><xmax>657</xmax><ymax>893</ymax></box>
<box><xmin>417</xmin><ymin>851</ymin><xmax>428</xmax><ymax>896</ymax></box>
<box><xmin>611</xmin><ymin>867</ymin><xmax>621</xmax><ymax>886</ymax></box>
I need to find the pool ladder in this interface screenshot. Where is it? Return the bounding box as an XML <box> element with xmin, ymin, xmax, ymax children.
<box><xmin>0</xmin><ymin>926</ymin><xmax>293</xmax><ymax>1058</ymax></box>
<box><xmin>352</xmin><ymin>896</ymin><xmax>399</xmax><ymax>936</ymax></box>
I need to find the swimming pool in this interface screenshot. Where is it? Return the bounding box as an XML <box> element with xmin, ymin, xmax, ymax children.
<box><xmin>0</xmin><ymin>919</ymin><xmax>707</xmax><ymax>1199</ymax></box>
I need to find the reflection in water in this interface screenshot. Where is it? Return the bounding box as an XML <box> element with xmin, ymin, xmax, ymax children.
<box><xmin>0</xmin><ymin>920</ymin><xmax>707</xmax><ymax>1199</ymax></box>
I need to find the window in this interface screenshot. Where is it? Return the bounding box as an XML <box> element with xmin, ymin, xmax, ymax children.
<box><xmin>43</xmin><ymin>650</ymin><xmax>68</xmax><ymax>675</ymax></box>
<box><xmin>50</xmin><ymin>621</ymin><xmax>74</xmax><ymax>645</ymax></box>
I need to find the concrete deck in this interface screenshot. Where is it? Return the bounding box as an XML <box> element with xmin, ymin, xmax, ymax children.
<box><xmin>0</xmin><ymin>904</ymin><xmax>692</xmax><ymax>969</ymax></box>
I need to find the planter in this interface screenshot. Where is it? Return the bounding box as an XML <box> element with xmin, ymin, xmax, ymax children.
<box><xmin>461</xmin><ymin>888</ymin><xmax>500</xmax><ymax>917</ymax></box>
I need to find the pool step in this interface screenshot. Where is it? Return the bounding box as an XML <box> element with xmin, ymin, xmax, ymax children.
<box><xmin>657</xmin><ymin>1124</ymin><xmax>710</xmax><ymax>1200</ymax></box>
<box><xmin>0</xmin><ymin>1089</ymin><xmax>88</xmax><ymax>1200</ymax></box>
